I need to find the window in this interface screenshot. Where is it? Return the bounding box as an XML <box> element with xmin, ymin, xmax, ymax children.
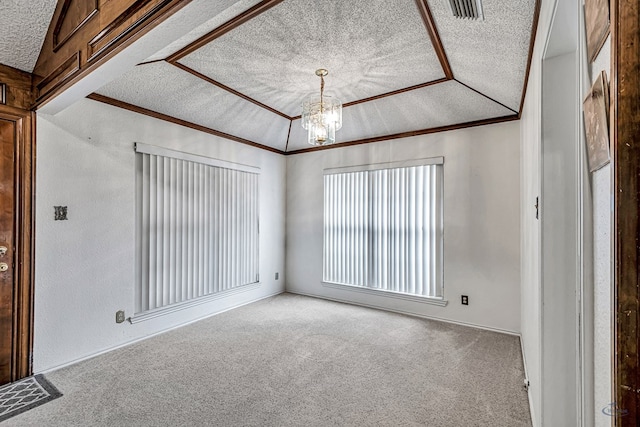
<box><xmin>134</xmin><ymin>143</ymin><xmax>259</xmax><ymax>319</ymax></box>
<box><xmin>323</xmin><ymin>158</ymin><xmax>443</xmax><ymax>299</ymax></box>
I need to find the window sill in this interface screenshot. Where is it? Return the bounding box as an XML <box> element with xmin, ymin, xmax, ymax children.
<box><xmin>321</xmin><ymin>281</ymin><xmax>448</xmax><ymax>306</ymax></box>
<box><xmin>129</xmin><ymin>282</ymin><xmax>261</xmax><ymax>324</ymax></box>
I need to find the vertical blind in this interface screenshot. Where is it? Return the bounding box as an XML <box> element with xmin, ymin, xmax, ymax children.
<box><xmin>323</xmin><ymin>159</ymin><xmax>443</xmax><ymax>298</ymax></box>
<box><xmin>135</xmin><ymin>143</ymin><xmax>259</xmax><ymax>314</ymax></box>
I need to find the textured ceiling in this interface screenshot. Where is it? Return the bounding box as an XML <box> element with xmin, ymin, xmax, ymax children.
<box><xmin>0</xmin><ymin>0</ymin><xmax>57</xmax><ymax>72</ymax></box>
<box><xmin>430</xmin><ymin>0</ymin><xmax>535</xmax><ymax>112</ymax></box>
<box><xmin>97</xmin><ymin>61</ymin><xmax>291</xmax><ymax>151</ymax></box>
<box><xmin>93</xmin><ymin>0</ymin><xmax>538</xmax><ymax>153</ymax></box>
<box><xmin>287</xmin><ymin>80</ymin><xmax>516</xmax><ymax>151</ymax></box>
<box><xmin>144</xmin><ymin>0</ymin><xmax>263</xmax><ymax>63</ymax></box>
<box><xmin>179</xmin><ymin>0</ymin><xmax>445</xmax><ymax>116</ymax></box>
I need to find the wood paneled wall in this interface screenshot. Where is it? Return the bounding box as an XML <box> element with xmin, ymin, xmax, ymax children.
<box><xmin>0</xmin><ymin>65</ymin><xmax>34</xmax><ymax>111</ymax></box>
<box><xmin>33</xmin><ymin>0</ymin><xmax>192</xmax><ymax>108</ymax></box>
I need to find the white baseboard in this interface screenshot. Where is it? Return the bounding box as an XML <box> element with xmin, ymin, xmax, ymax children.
<box><xmin>36</xmin><ymin>290</ymin><xmax>284</xmax><ymax>375</ymax></box>
<box><xmin>287</xmin><ymin>289</ymin><xmax>520</xmax><ymax>336</ymax></box>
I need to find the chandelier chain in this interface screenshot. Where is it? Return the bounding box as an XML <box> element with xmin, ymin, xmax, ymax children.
<box><xmin>320</xmin><ymin>74</ymin><xmax>325</xmax><ymax>114</ymax></box>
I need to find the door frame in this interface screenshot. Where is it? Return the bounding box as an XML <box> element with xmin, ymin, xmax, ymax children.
<box><xmin>612</xmin><ymin>0</ymin><xmax>640</xmax><ymax>423</ymax></box>
<box><xmin>0</xmin><ymin>104</ymin><xmax>35</xmax><ymax>382</ymax></box>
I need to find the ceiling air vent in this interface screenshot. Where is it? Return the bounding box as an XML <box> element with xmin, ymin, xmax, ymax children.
<box><xmin>448</xmin><ymin>0</ymin><xmax>484</xmax><ymax>20</ymax></box>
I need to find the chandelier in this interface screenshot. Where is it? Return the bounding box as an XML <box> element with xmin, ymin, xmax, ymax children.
<box><xmin>301</xmin><ymin>69</ymin><xmax>342</xmax><ymax>146</ymax></box>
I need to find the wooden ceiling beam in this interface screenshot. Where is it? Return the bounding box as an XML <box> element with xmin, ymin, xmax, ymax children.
<box><xmin>518</xmin><ymin>0</ymin><xmax>542</xmax><ymax>115</ymax></box>
<box><xmin>342</xmin><ymin>78</ymin><xmax>449</xmax><ymax>109</ymax></box>
<box><xmin>87</xmin><ymin>92</ymin><xmax>520</xmax><ymax>156</ymax></box>
<box><xmin>287</xmin><ymin>114</ymin><xmax>519</xmax><ymax>155</ymax></box>
<box><xmin>289</xmin><ymin>78</ymin><xmax>450</xmax><ymax>121</ymax></box>
<box><xmin>86</xmin><ymin>93</ymin><xmax>286</xmax><ymax>155</ymax></box>
<box><xmin>166</xmin><ymin>0</ymin><xmax>285</xmax><ymax>63</ymax></box>
<box><xmin>414</xmin><ymin>0</ymin><xmax>454</xmax><ymax>80</ymax></box>
<box><xmin>171</xmin><ymin>62</ymin><xmax>292</xmax><ymax>120</ymax></box>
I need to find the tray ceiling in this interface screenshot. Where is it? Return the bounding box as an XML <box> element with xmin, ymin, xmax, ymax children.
<box><xmin>287</xmin><ymin>80</ymin><xmax>516</xmax><ymax>152</ymax></box>
<box><xmin>178</xmin><ymin>0</ymin><xmax>445</xmax><ymax>116</ymax></box>
<box><xmin>94</xmin><ymin>0</ymin><xmax>539</xmax><ymax>154</ymax></box>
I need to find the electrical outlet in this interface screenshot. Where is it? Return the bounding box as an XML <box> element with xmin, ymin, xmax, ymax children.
<box><xmin>275</xmin><ymin>272</ymin><xmax>279</xmax><ymax>280</ymax></box>
<box><xmin>116</xmin><ymin>310</ymin><xmax>125</xmax><ymax>324</ymax></box>
<box><xmin>461</xmin><ymin>295</ymin><xmax>469</xmax><ymax>305</ymax></box>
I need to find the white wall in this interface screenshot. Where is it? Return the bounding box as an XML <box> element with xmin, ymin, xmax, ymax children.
<box><xmin>519</xmin><ymin>9</ymin><xmax>546</xmax><ymax>422</ymax></box>
<box><xmin>590</xmin><ymin>34</ymin><xmax>612</xmax><ymax>427</ymax></box>
<box><xmin>34</xmin><ymin>98</ymin><xmax>286</xmax><ymax>372</ymax></box>
<box><xmin>541</xmin><ymin>50</ymin><xmax>580</xmax><ymax>426</ymax></box>
<box><xmin>520</xmin><ymin>19</ymin><xmax>545</xmax><ymax>423</ymax></box>
<box><xmin>520</xmin><ymin>0</ymin><xmax>613</xmax><ymax>425</ymax></box>
<box><xmin>286</xmin><ymin>122</ymin><xmax>521</xmax><ymax>333</ymax></box>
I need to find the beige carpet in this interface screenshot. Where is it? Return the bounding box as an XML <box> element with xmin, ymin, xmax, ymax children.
<box><xmin>7</xmin><ymin>293</ymin><xmax>531</xmax><ymax>426</ymax></box>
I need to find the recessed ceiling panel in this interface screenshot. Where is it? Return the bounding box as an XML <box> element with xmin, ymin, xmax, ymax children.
<box><xmin>179</xmin><ymin>0</ymin><xmax>446</xmax><ymax>117</ymax></box>
<box><xmin>429</xmin><ymin>0</ymin><xmax>536</xmax><ymax>111</ymax></box>
<box><xmin>144</xmin><ymin>0</ymin><xmax>263</xmax><ymax>62</ymax></box>
<box><xmin>287</xmin><ymin>80</ymin><xmax>515</xmax><ymax>151</ymax></box>
<box><xmin>95</xmin><ymin>62</ymin><xmax>290</xmax><ymax>151</ymax></box>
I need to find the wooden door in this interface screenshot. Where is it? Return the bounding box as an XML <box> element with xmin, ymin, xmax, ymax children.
<box><xmin>0</xmin><ymin>119</ymin><xmax>15</xmax><ymax>384</ymax></box>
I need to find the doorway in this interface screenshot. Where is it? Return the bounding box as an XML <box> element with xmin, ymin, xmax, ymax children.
<box><xmin>540</xmin><ymin>0</ymin><xmax>589</xmax><ymax>423</ymax></box>
<box><xmin>0</xmin><ymin>118</ymin><xmax>16</xmax><ymax>384</ymax></box>
<box><xmin>0</xmin><ymin>110</ymin><xmax>35</xmax><ymax>386</ymax></box>
<box><xmin>0</xmin><ymin>119</ymin><xmax>16</xmax><ymax>384</ymax></box>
